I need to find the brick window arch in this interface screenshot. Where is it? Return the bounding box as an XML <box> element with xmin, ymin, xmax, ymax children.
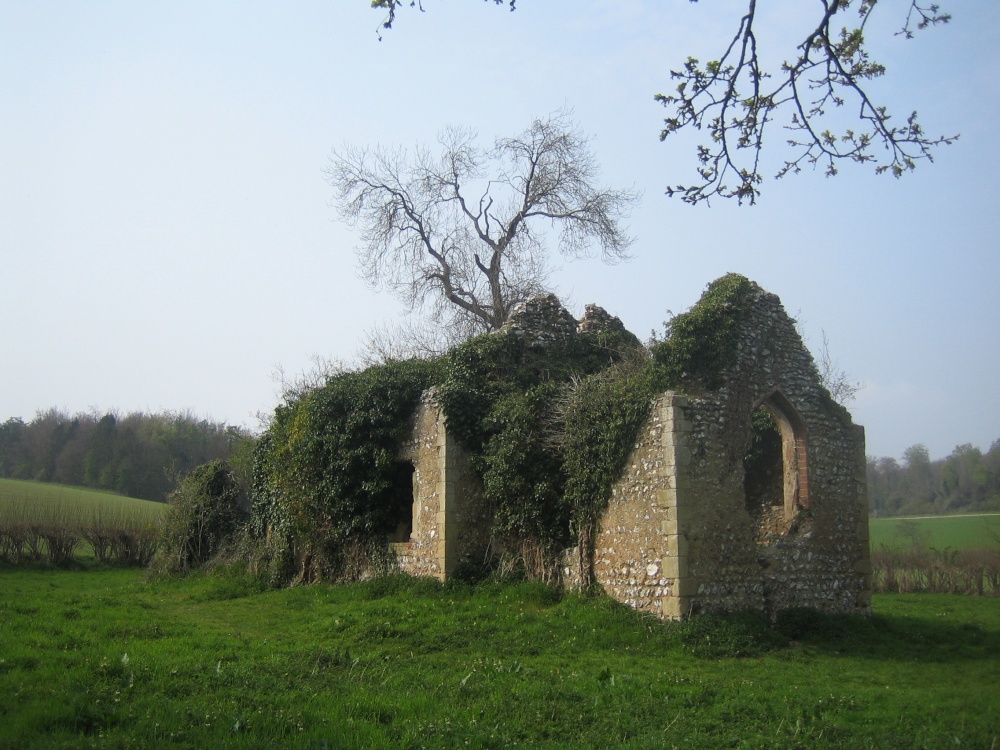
<box><xmin>743</xmin><ymin>390</ymin><xmax>809</xmax><ymax>543</ymax></box>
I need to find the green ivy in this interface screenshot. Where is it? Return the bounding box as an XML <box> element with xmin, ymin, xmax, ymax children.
<box><xmin>562</xmin><ymin>360</ymin><xmax>658</xmax><ymax>532</ymax></box>
<box><xmin>480</xmin><ymin>382</ymin><xmax>569</xmax><ymax>551</ymax></box>
<box><xmin>250</xmin><ymin>275</ymin><xmax>761</xmax><ymax>585</ymax></box>
<box><xmin>435</xmin><ymin>326</ymin><xmax>638</xmax><ymax>567</ymax></box>
<box><xmin>251</xmin><ymin>359</ymin><xmax>437</xmax><ymax>581</ymax></box>
<box><xmin>651</xmin><ymin>273</ymin><xmax>753</xmax><ymax>390</ymax></box>
<box><xmin>435</xmin><ymin>329</ymin><xmax>529</xmax><ymax>453</ymax></box>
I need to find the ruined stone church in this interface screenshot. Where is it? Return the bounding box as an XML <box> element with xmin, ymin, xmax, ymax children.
<box><xmin>386</xmin><ymin>280</ymin><xmax>871</xmax><ymax>619</ymax></box>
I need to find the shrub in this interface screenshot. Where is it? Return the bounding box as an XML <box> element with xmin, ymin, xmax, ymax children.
<box><xmin>153</xmin><ymin>460</ymin><xmax>245</xmax><ymax>573</ymax></box>
<box><xmin>41</xmin><ymin>525</ymin><xmax>79</xmax><ymax>565</ymax></box>
<box><xmin>871</xmin><ymin>546</ymin><xmax>1000</xmax><ymax>595</ymax></box>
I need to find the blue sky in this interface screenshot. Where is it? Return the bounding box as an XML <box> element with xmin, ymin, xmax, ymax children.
<box><xmin>1</xmin><ymin>1</ymin><xmax>997</xmax><ymax>461</ymax></box>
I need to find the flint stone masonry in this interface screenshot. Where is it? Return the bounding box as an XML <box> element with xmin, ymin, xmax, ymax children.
<box><xmin>395</xmin><ymin>283</ymin><xmax>871</xmax><ymax>619</ymax></box>
<box><xmin>506</xmin><ymin>294</ymin><xmax>579</xmax><ymax>348</ymax></box>
<box><xmin>506</xmin><ymin>295</ymin><xmax>642</xmax><ymax>351</ymax></box>
<box><xmin>595</xmin><ymin>283</ymin><xmax>870</xmax><ymax>618</ymax></box>
<box><xmin>578</xmin><ymin>304</ymin><xmax>643</xmax><ymax>349</ymax></box>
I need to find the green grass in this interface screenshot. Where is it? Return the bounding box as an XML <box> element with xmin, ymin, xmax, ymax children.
<box><xmin>0</xmin><ymin>478</ymin><xmax>165</xmax><ymax>525</ymax></box>
<box><xmin>1</xmin><ymin>565</ymin><xmax>998</xmax><ymax>749</ymax></box>
<box><xmin>869</xmin><ymin>513</ymin><xmax>1000</xmax><ymax>551</ymax></box>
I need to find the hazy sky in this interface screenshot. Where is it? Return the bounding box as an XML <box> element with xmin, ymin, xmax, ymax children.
<box><xmin>2</xmin><ymin>1</ymin><xmax>997</xmax><ymax>461</ymax></box>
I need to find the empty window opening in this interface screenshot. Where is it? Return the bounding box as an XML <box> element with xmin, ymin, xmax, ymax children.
<box><xmin>384</xmin><ymin>461</ymin><xmax>416</xmax><ymax>543</ymax></box>
<box><xmin>743</xmin><ymin>392</ymin><xmax>808</xmax><ymax>545</ymax></box>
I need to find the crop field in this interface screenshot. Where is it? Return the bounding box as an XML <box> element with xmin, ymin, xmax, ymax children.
<box><xmin>0</xmin><ymin>479</ymin><xmax>165</xmax><ymax>525</ymax></box>
<box><xmin>0</xmin><ymin>479</ymin><xmax>163</xmax><ymax>565</ymax></box>
<box><xmin>868</xmin><ymin>513</ymin><xmax>1000</xmax><ymax>551</ymax></box>
<box><xmin>1</xmin><ymin>565</ymin><xmax>999</xmax><ymax>749</ymax></box>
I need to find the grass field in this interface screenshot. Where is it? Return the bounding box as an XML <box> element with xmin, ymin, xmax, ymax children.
<box><xmin>0</xmin><ymin>479</ymin><xmax>165</xmax><ymax>524</ymax></box>
<box><xmin>1</xmin><ymin>565</ymin><xmax>998</xmax><ymax>749</ymax></box>
<box><xmin>868</xmin><ymin>513</ymin><xmax>1000</xmax><ymax>551</ymax></box>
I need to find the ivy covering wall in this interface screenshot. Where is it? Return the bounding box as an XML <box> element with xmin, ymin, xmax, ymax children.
<box><xmin>249</xmin><ymin>274</ymin><xmax>757</xmax><ymax>584</ymax></box>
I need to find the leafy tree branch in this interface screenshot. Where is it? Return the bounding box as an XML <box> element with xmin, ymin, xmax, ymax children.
<box><xmin>370</xmin><ymin>1</ymin><xmax>957</xmax><ymax>205</ymax></box>
<box><xmin>658</xmin><ymin>0</ymin><xmax>956</xmax><ymax>204</ymax></box>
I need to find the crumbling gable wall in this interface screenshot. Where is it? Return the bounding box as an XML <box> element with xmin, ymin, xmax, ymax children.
<box><xmin>394</xmin><ymin>391</ymin><xmax>490</xmax><ymax>581</ymax></box>
<box><xmin>595</xmin><ymin>283</ymin><xmax>871</xmax><ymax>618</ymax></box>
<box><xmin>392</xmin><ymin>280</ymin><xmax>870</xmax><ymax>620</ymax></box>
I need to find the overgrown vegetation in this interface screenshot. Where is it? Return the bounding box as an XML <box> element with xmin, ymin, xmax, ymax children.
<box><xmin>152</xmin><ymin>460</ymin><xmax>246</xmax><ymax>574</ymax></box>
<box><xmin>433</xmin><ymin>324</ymin><xmax>640</xmax><ymax>580</ymax></box>
<box><xmin>648</xmin><ymin>272</ymin><xmax>754</xmax><ymax>390</ymax></box>
<box><xmin>2</xmin><ymin>565</ymin><xmax>998</xmax><ymax>748</ymax></box>
<box><xmin>560</xmin><ymin>359</ymin><xmax>658</xmax><ymax>583</ymax></box>
<box><xmin>250</xmin><ymin>360</ymin><xmax>437</xmax><ymax>583</ymax></box>
<box><xmin>246</xmin><ymin>274</ymin><xmax>768</xmax><ymax>586</ymax></box>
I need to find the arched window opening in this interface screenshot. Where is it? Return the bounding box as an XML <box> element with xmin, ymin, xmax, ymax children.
<box><xmin>384</xmin><ymin>460</ymin><xmax>416</xmax><ymax>543</ymax></box>
<box><xmin>743</xmin><ymin>392</ymin><xmax>808</xmax><ymax>544</ymax></box>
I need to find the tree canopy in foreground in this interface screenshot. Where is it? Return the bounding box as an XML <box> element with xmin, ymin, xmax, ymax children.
<box><xmin>371</xmin><ymin>0</ymin><xmax>957</xmax><ymax>205</ymax></box>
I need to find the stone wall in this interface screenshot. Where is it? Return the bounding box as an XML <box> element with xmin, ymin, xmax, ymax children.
<box><xmin>393</xmin><ymin>283</ymin><xmax>870</xmax><ymax>618</ymax></box>
<box><xmin>394</xmin><ymin>391</ymin><xmax>490</xmax><ymax>580</ymax></box>
<box><xmin>505</xmin><ymin>294</ymin><xmax>578</xmax><ymax>349</ymax></box>
<box><xmin>595</xmin><ymin>283</ymin><xmax>871</xmax><ymax>618</ymax></box>
<box><xmin>594</xmin><ymin>394</ymin><xmax>688</xmax><ymax>618</ymax></box>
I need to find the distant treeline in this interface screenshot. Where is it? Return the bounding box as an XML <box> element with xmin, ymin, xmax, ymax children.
<box><xmin>0</xmin><ymin>409</ymin><xmax>255</xmax><ymax>502</ymax></box>
<box><xmin>868</xmin><ymin>441</ymin><xmax>1000</xmax><ymax>517</ymax></box>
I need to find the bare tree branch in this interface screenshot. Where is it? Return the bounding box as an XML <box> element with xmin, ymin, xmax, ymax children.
<box><xmin>817</xmin><ymin>329</ymin><xmax>863</xmax><ymax>406</ymax></box>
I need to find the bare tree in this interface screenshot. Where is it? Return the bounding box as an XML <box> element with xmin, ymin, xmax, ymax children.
<box><xmin>325</xmin><ymin>112</ymin><xmax>639</xmax><ymax>333</ymax></box>
<box><xmin>354</xmin><ymin>317</ymin><xmax>473</xmax><ymax>367</ymax></box>
<box><xmin>372</xmin><ymin>1</ymin><xmax>957</xmax><ymax>205</ymax></box>
<box><xmin>817</xmin><ymin>329</ymin><xmax>862</xmax><ymax>406</ymax></box>
<box><xmin>794</xmin><ymin>315</ymin><xmax>863</xmax><ymax>406</ymax></box>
